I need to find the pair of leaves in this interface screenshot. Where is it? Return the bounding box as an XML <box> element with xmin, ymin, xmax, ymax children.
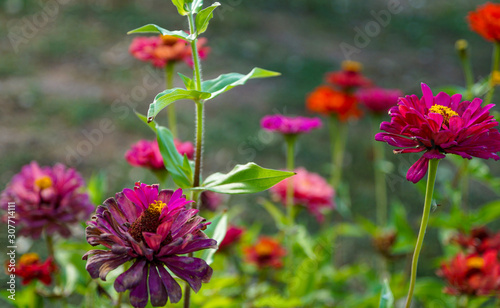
<box><xmin>171</xmin><ymin>0</ymin><xmax>203</xmax><ymax>16</ymax></box>
<box><xmin>147</xmin><ymin>68</ymin><xmax>280</xmax><ymax>122</ymax></box>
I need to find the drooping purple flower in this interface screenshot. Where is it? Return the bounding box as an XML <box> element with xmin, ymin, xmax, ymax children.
<box><xmin>83</xmin><ymin>182</ymin><xmax>216</xmax><ymax>308</ymax></box>
<box><xmin>375</xmin><ymin>83</ymin><xmax>500</xmax><ymax>183</ymax></box>
<box><xmin>357</xmin><ymin>87</ymin><xmax>402</xmax><ymax>114</ymax></box>
<box><xmin>0</xmin><ymin>161</ymin><xmax>94</xmax><ymax>238</ymax></box>
<box><xmin>261</xmin><ymin>115</ymin><xmax>322</xmax><ymax>135</ymax></box>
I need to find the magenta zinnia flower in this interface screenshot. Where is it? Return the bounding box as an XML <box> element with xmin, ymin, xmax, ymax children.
<box><xmin>0</xmin><ymin>161</ymin><xmax>94</xmax><ymax>238</ymax></box>
<box><xmin>375</xmin><ymin>83</ymin><xmax>500</xmax><ymax>183</ymax></box>
<box><xmin>261</xmin><ymin>115</ymin><xmax>322</xmax><ymax>135</ymax></box>
<box><xmin>83</xmin><ymin>182</ymin><xmax>216</xmax><ymax>308</ymax></box>
<box><xmin>218</xmin><ymin>225</ymin><xmax>245</xmax><ymax>251</ymax></box>
<box><xmin>125</xmin><ymin>139</ymin><xmax>195</xmax><ymax>170</ymax></box>
<box><xmin>357</xmin><ymin>87</ymin><xmax>402</xmax><ymax>114</ymax></box>
<box><xmin>270</xmin><ymin>167</ymin><xmax>335</xmax><ymax>222</ymax></box>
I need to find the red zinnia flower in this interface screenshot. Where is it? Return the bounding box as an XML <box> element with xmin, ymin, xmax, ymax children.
<box><xmin>452</xmin><ymin>227</ymin><xmax>500</xmax><ymax>254</ymax></box>
<box><xmin>244</xmin><ymin>236</ymin><xmax>286</xmax><ymax>269</ymax></box>
<box><xmin>218</xmin><ymin>225</ymin><xmax>245</xmax><ymax>251</ymax></box>
<box><xmin>270</xmin><ymin>167</ymin><xmax>335</xmax><ymax>223</ymax></box>
<box><xmin>306</xmin><ymin>86</ymin><xmax>361</xmax><ymax>121</ymax></box>
<box><xmin>357</xmin><ymin>87</ymin><xmax>403</xmax><ymax>114</ymax></box>
<box><xmin>468</xmin><ymin>3</ymin><xmax>500</xmax><ymax>42</ymax></box>
<box><xmin>83</xmin><ymin>183</ymin><xmax>216</xmax><ymax>308</ymax></box>
<box><xmin>325</xmin><ymin>61</ymin><xmax>371</xmax><ymax>91</ymax></box>
<box><xmin>438</xmin><ymin>250</ymin><xmax>500</xmax><ymax>296</ymax></box>
<box><xmin>0</xmin><ymin>162</ymin><xmax>94</xmax><ymax>238</ymax></box>
<box><xmin>125</xmin><ymin>139</ymin><xmax>195</xmax><ymax>170</ymax></box>
<box><xmin>375</xmin><ymin>83</ymin><xmax>500</xmax><ymax>183</ymax></box>
<box><xmin>8</xmin><ymin>253</ymin><xmax>57</xmax><ymax>286</ymax></box>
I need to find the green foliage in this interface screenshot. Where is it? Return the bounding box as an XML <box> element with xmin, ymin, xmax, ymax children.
<box><xmin>147</xmin><ymin>88</ymin><xmax>211</xmax><ymax>122</ymax></box>
<box><xmin>197</xmin><ymin>212</ymin><xmax>228</xmax><ymax>265</ymax></box>
<box><xmin>127</xmin><ymin>24</ymin><xmax>193</xmax><ymax>41</ymax></box>
<box><xmin>171</xmin><ymin>0</ymin><xmax>190</xmax><ymax>16</ymax></box>
<box><xmin>193</xmin><ymin>163</ymin><xmax>294</xmax><ymax>194</ymax></box>
<box><xmin>378</xmin><ymin>279</ymin><xmax>394</xmax><ymax>308</ymax></box>
<box><xmin>195</xmin><ymin>2</ymin><xmax>220</xmax><ymax>35</ymax></box>
<box><xmin>87</xmin><ymin>171</ymin><xmax>107</xmax><ymax>205</ymax></box>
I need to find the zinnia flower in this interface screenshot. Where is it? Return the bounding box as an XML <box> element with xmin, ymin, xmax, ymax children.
<box><xmin>0</xmin><ymin>161</ymin><xmax>94</xmax><ymax>238</ymax></box>
<box><xmin>7</xmin><ymin>253</ymin><xmax>57</xmax><ymax>286</ymax></box>
<box><xmin>129</xmin><ymin>35</ymin><xmax>209</xmax><ymax>68</ymax></box>
<box><xmin>260</xmin><ymin>115</ymin><xmax>322</xmax><ymax>135</ymax></box>
<box><xmin>467</xmin><ymin>3</ymin><xmax>500</xmax><ymax>42</ymax></box>
<box><xmin>357</xmin><ymin>87</ymin><xmax>402</xmax><ymax>114</ymax></box>
<box><xmin>83</xmin><ymin>182</ymin><xmax>216</xmax><ymax>308</ymax></box>
<box><xmin>452</xmin><ymin>227</ymin><xmax>500</xmax><ymax>254</ymax></box>
<box><xmin>306</xmin><ymin>86</ymin><xmax>361</xmax><ymax>121</ymax></box>
<box><xmin>437</xmin><ymin>250</ymin><xmax>500</xmax><ymax>296</ymax></box>
<box><xmin>244</xmin><ymin>236</ymin><xmax>286</xmax><ymax>269</ymax></box>
<box><xmin>218</xmin><ymin>225</ymin><xmax>245</xmax><ymax>251</ymax></box>
<box><xmin>375</xmin><ymin>83</ymin><xmax>500</xmax><ymax>183</ymax></box>
<box><xmin>270</xmin><ymin>167</ymin><xmax>335</xmax><ymax>222</ymax></box>
<box><xmin>199</xmin><ymin>191</ymin><xmax>223</xmax><ymax>212</ymax></box>
<box><xmin>325</xmin><ymin>60</ymin><xmax>371</xmax><ymax>91</ymax></box>
<box><xmin>125</xmin><ymin>139</ymin><xmax>195</xmax><ymax>170</ymax></box>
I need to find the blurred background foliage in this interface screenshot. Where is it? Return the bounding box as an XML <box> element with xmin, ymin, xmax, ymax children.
<box><xmin>1</xmin><ymin>0</ymin><xmax>500</xmax><ymax>306</ymax></box>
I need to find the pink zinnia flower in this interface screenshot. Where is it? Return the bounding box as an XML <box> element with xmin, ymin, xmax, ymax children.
<box><xmin>437</xmin><ymin>250</ymin><xmax>500</xmax><ymax>296</ymax></box>
<box><xmin>0</xmin><ymin>162</ymin><xmax>94</xmax><ymax>238</ymax></box>
<box><xmin>129</xmin><ymin>35</ymin><xmax>209</xmax><ymax>68</ymax></box>
<box><xmin>357</xmin><ymin>87</ymin><xmax>402</xmax><ymax>114</ymax></box>
<box><xmin>261</xmin><ymin>115</ymin><xmax>322</xmax><ymax>135</ymax></box>
<box><xmin>270</xmin><ymin>167</ymin><xmax>335</xmax><ymax>222</ymax></box>
<box><xmin>7</xmin><ymin>253</ymin><xmax>57</xmax><ymax>286</ymax></box>
<box><xmin>244</xmin><ymin>236</ymin><xmax>286</xmax><ymax>269</ymax></box>
<box><xmin>218</xmin><ymin>225</ymin><xmax>245</xmax><ymax>251</ymax></box>
<box><xmin>375</xmin><ymin>83</ymin><xmax>500</xmax><ymax>183</ymax></box>
<box><xmin>83</xmin><ymin>182</ymin><xmax>216</xmax><ymax>308</ymax></box>
<box><xmin>125</xmin><ymin>139</ymin><xmax>195</xmax><ymax>170</ymax></box>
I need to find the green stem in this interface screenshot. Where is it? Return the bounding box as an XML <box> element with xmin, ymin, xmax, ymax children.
<box><xmin>285</xmin><ymin>135</ymin><xmax>297</xmax><ymax>222</ymax></box>
<box><xmin>485</xmin><ymin>42</ymin><xmax>500</xmax><ymax>105</ymax></box>
<box><xmin>459</xmin><ymin>160</ymin><xmax>469</xmax><ymax>212</ymax></box>
<box><xmin>114</xmin><ymin>291</ymin><xmax>122</xmax><ymax>308</ymax></box>
<box><xmin>405</xmin><ymin>159</ymin><xmax>440</xmax><ymax>308</ymax></box>
<box><xmin>185</xmin><ymin>11</ymin><xmax>204</xmax><ymax>308</ymax></box>
<box><xmin>165</xmin><ymin>62</ymin><xmax>177</xmax><ymax>138</ymax></box>
<box><xmin>329</xmin><ymin>116</ymin><xmax>347</xmax><ymax>188</ymax></box>
<box><xmin>372</xmin><ymin>117</ymin><xmax>388</xmax><ymax>226</ymax></box>
<box><xmin>46</xmin><ymin>235</ymin><xmax>54</xmax><ymax>259</ymax></box>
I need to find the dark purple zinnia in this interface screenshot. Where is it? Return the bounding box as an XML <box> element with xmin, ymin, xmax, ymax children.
<box><xmin>83</xmin><ymin>182</ymin><xmax>216</xmax><ymax>308</ymax></box>
<box><xmin>375</xmin><ymin>83</ymin><xmax>500</xmax><ymax>183</ymax></box>
<box><xmin>261</xmin><ymin>115</ymin><xmax>322</xmax><ymax>135</ymax></box>
<box><xmin>0</xmin><ymin>161</ymin><xmax>94</xmax><ymax>238</ymax></box>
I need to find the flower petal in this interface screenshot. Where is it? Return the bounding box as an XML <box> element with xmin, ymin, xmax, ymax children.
<box><xmin>114</xmin><ymin>258</ymin><xmax>147</xmax><ymax>292</ymax></box>
<box><xmin>129</xmin><ymin>265</ymin><xmax>149</xmax><ymax>308</ymax></box>
<box><xmin>148</xmin><ymin>265</ymin><xmax>168</xmax><ymax>307</ymax></box>
<box><xmin>161</xmin><ymin>256</ymin><xmax>212</xmax><ymax>293</ymax></box>
<box><xmin>157</xmin><ymin>264</ymin><xmax>182</xmax><ymax>304</ymax></box>
<box><xmin>406</xmin><ymin>156</ymin><xmax>429</xmax><ymax>183</ymax></box>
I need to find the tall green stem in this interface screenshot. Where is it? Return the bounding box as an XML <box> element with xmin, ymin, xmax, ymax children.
<box><xmin>372</xmin><ymin>117</ymin><xmax>388</xmax><ymax>226</ymax></box>
<box><xmin>46</xmin><ymin>235</ymin><xmax>54</xmax><ymax>259</ymax></box>
<box><xmin>165</xmin><ymin>62</ymin><xmax>178</xmax><ymax>138</ymax></box>
<box><xmin>405</xmin><ymin>159</ymin><xmax>440</xmax><ymax>308</ymax></box>
<box><xmin>284</xmin><ymin>135</ymin><xmax>297</xmax><ymax>282</ymax></box>
<box><xmin>184</xmin><ymin>11</ymin><xmax>204</xmax><ymax>308</ymax></box>
<box><xmin>329</xmin><ymin>116</ymin><xmax>347</xmax><ymax>188</ymax></box>
<box><xmin>485</xmin><ymin>42</ymin><xmax>500</xmax><ymax>105</ymax></box>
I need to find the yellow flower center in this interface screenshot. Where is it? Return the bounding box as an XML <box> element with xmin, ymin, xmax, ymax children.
<box><xmin>341</xmin><ymin>60</ymin><xmax>363</xmax><ymax>72</ymax></box>
<box><xmin>255</xmin><ymin>242</ymin><xmax>274</xmax><ymax>256</ymax></box>
<box><xmin>20</xmin><ymin>253</ymin><xmax>40</xmax><ymax>265</ymax></box>
<box><xmin>466</xmin><ymin>256</ymin><xmax>485</xmax><ymax>269</ymax></box>
<box><xmin>160</xmin><ymin>35</ymin><xmax>180</xmax><ymax>45</ymax></box>
<box><xmin>128</xmin><ymin>200</ymin><xmax>167</xmax><ymax>243</ymax></box>
<box><xmin>429</xmin><ymin>104</ymin><xmax>458</xmax><ymax>125</ymax></box>
<box><xmin>34</xmin><ymin>176</ymin><xmax>52</xmax><ymax>190</ymax></box>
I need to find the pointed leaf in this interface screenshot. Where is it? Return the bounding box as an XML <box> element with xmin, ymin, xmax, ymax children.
<box><xmin>194</xmin><ymin>163</ymin><xmax>294</xmax><ymax>194</ymax></box>
<box><xmin>378</xmin><ymin>279</ymin><xmax>394</xmax><ymax>308</ymax></box>
<box><xmin>195</xmin><ymin>2</ymin><xmax>220</xmax><ymax>35</ymax></box>
<box><xmin>147</xmin><ymin>88</ymin><xmax>210</xmax><ymax>122</ymax></box>
<box><xmin>199</xmin><ymin>212</ymin><xmax>228</xmax><ymax>265</ymax></box>
<box><xmin>178</xmin><ymin>73</ymin><xmax>194</xmax><ymax>90</ymax></box>
<box><xmin>135</xmin><ymin>111</ymin><xmax>157</xmax><ymax>133</ymax></box>
<box><xmin>258</xmin><ymin>199</ymin><xmax>286</xmax><ymax>229</ymax></box>
<box><xmin>201</xmin><ymin>68</ymin><xmax>280</xmax><ymax>101</ymax></box>
<box><xmin>171</xmin><ymin>0</ymin><xmax>189</xmax><ymax>16</ymax></box>
<box><xmin>190</xmin><ymin>0</ymin><xmax>204</xmax><ymax>14</ymax></box>
<box><xmin>128</xmin><ymin>24</ymin><xmax>192</xmax><ymax>41</ymax></box>
<box><xmin>156</xmin><ymin>125</ymin><xmax>193</xmax><ymax>188</ymax></box>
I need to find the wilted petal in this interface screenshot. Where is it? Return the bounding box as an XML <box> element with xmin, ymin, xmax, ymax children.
<box><xmin>161</xmin><ymin>256</ymin><xmax>213</xmax><ymax>292</ymax></box>
<box><xmin>148</xmin><ymin>265</ymin><xmax>168</xmax><ymax>307</ymax></box>
<box><xmin>157</xmin><ymin>264</ymin><xmax>182</xmax><ymax>303</ymax></box>
<box><xmin>114</xmin><ymin>259</ymin><xmax>147</xmax><ymax>292</ymax></box>
<box><xmin>129</xmin><ymin>265</ymin><xmax>149</xmax><ymax>308</ymax></box>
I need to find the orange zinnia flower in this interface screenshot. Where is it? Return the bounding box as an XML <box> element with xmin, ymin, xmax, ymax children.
<box><xmin>306</xmin><ymin>86</ymin><xmax>361</xmax><ymax>121</ymax></box>
<box><xmin>244</xmin><ymin>236</ymin><xmax>286</xmax><ymax>269</ymax></box>
<box><xmin>468</xmin><ymin>2</ymin><xmax>500</xmax><ymax>42</ymax></box>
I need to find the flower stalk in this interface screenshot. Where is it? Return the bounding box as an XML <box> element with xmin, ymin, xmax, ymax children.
<box><xmin>372</xmin><ymin>117</ymin><xmax>388</xmax><ymax>226</ymax></box>
<box><xmin>485</xmin><ymin>42</ymin><xmax>500</xmax><ymax>105</ymax></box>
<box><xmin>329</xmin><ymin>116</ymin><xmax>347</xmax><ymax>188</ymax></box>
<box><xmin>405</xmin><ymin>158</ymin><xmax>440</xmax><ymax>308</ymax></box>
<box><xmin>165</xmin><ymin>62</ymin><xmax>178</xmax><ymax>138</ymax></box>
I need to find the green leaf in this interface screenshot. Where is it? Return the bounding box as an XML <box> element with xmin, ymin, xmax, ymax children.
<box><xmin>378</xmin><ymin>279</ymin><xmax>394</xmax><ymax>308</ymax></box>
<box><xmin>195</xmin><ymin>2</ymin><xmax>220</xmax><ymax>35</ymax></box>
<box><xmin>156</xmin><ymin>125</ymin><xmax>193</xmax><ymax>188</ymax></box>
<box><xmin>189</xmin><ymin>0</ymin><xmax>204</xmax><ymax>14</ymax></box>
<box><xmin>178</xmin><ymin>73</ymin><xmax>194</xmax><ymax>90</ymax></box>
<box><xmin>171</xmin><ymin>0</ymin><xmax>189</xmax><ymax>16</ymax></box>
<box><xmin>136</xmin><ymin>111</ymin><xmax>157</xmax><ymax>132</ymax></box>
<box><xmin>199</xmin><ymin>212</ymin><xmax>228</xmax><ymax>265</ymax></box>
<box><xmin>296</xmin><ymin>226</ymin><xmax>315</xmax><ymax>259</ymax></box>
<box><xmin>473</xmin><ymin>200</ymin><xmax>500</xmax><ymax>225</ymax></box>
<box><xmin>87</xmin><ymin>171</ymin><xmax>107</xmax><ymax>205</ymax></box>
<box><xmin>258</xmin><ymin>198</ymin><xmax>287</xmax><ymax>229</ymax></box>
<box><xmin>148</xmin><ymin>88</ymin><xmax>210</xmax><ymax>122</ymax></box>
<box><xmin>127</xmin><ymin>24</ymin><xmax>192</xmax><ymax>41</ymax></box>
<box><xmin>201</xmin><ymin>68</ymin><xmax>280</xmax><ymax>101</ymax></box>
<box><xmin>194</xmin><ymin>163</ymin><xmax>294</xmax><ymax>194</ymax></box>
